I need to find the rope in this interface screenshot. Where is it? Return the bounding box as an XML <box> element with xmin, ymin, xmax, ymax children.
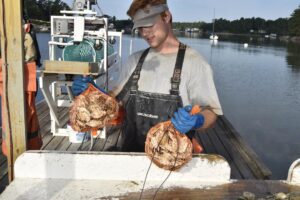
<box><xmin>139</xmin><ymin>123</ymin><xmax>179</xmax><ymax>200</ymax></box>
<box><xmin>152</xmin><ymin>126</ymin><xmax>179</xmax><ymax>200</ymax></box>
<box><xmin>78</xmin><ymin>132</ymin><xmax>88</xmax><ymax>151</ymax></box>
<box><xmin>96</xmin><ymin>0</ymin><xmax>104</xmax><ymax>16</ymax></box>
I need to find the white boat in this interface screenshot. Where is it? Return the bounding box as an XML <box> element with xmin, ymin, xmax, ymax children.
<box><xmin>210</xmin><ymin>9</ymin><xmax>218</xmax><ymax>41</ymax></box>
<box><xmin>210</xmin><ymin>34</ymin><xmax>219</xmax><ymax>40</ymax></box>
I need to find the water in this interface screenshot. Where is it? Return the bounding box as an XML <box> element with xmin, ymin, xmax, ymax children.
<box><xmin>36</xmin><ymin>33</ymin><xmax>300</xmax><ymax>179</ymax></box>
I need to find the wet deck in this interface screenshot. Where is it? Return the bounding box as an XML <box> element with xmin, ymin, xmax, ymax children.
<box><xmin>114</xmin><ymin>180</ymin><xmax>300</xmax><ymax>199</ymax></box>
<box><xmin>0</xmin><ymin>100</ymin><xmax>272</xmax><ymax>193</ymax></box>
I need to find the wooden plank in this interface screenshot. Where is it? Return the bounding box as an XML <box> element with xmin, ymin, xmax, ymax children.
<box><xmin>65</xmin><ymin>133</ymin><xmax>92</xmax><ymax>151</ymax></box>
<box><xmin>0</xmin><ymin>140</ymin><xmax>6</xmax><ymax>166</ymax></box>
<box><xmin>36</xmin><ymin>100</ymin><xmax>46</xmax><ymax>111</ymax></box>
<box><xmin>41</xmin><ymin>134</ymin><xmax>54</xmax><ymax>150</ymax></box>
<box><xmin>196</xmin><ymin>131</ymin><xmax>217</xmax><ymax>154</ymax></box>
<box><xmin>90</xmin><ymin>137</ymin><xmax>106</xmax><ymax>151</ymax></box>
<box><xmin>36</xmin><ymin>99</ymin><xmax>49</xmax><ymax>111</ymax></box>
<box><xmin>102</xmin><ymin>127</ymin><xmax>122</xmax><ymax>151</ymax></box>
<box><xmin>0</xmin><ymin>140</ymin><xmax>7</xmax><ymax>183</ymax></box>
<box><xmin>218</xmin><ymin>116</ymin><xmax>271</xmax><ymax>178</ymax></box>
<box><xmin>0</xmin><ymin>160</ymin><xmax>8</xmax><ymax>182</ymax></box>
<box><xmin>38</xmin><ymin>112</ymin><xmax>51</xmax><ymax>137</ymax></box>
<box><xmin>43</xmin><ymin>60</ymin><xmax>100</xmax><ymax>75</ymax></box>
<box><xmin>39</xmin><ymin>107</ymin><xmax>69</xmax><ymax>149</ymax></box>
<box><xmin>55</xmin><ymin>137</ymin><xmax>72</xmax><ymax>151</ymax></box>
<box><xmin>0</xmin><ymin>0</ymin><xmax>26</xmax><ymax>182</ymax></box>
<box><xmin>78</xmin><ymin>139</ymin><xmax>92</xmax><ymax>151</ymax></box>
<box><xmin>66</xmin><ymin>143</ymin><xmax>82</xmax><ymax>152</ymax></box>
<box><xmin>212</xmin><ymin>123</ymin><xmax>255</xmax><ymax>179</ymax></box>
<box><xmin>0</xmin><ymin>173</ymin><xmax>8</xmax><ymax>194</ymax></box>
<box><xmin>43</xmin><ymin>136</ymin><xmax>66</xmax><ymax>151</ymax></box>
<box><xmin>36</xmin><ymin>101</ymin><xmax>49</xmax><ymax>117</ymax></box>
<box><xmin>74</xmin><ymin>128</ymin><xmax>122</xmax><ymax>152</ymax></box>
<box><xmin>40</xmin><ymin>108</ymin><xmax>69</xmax><ymax>149</ymax></box>
<box><xmin>37</xmin><ymin>109</ymin><xmax>51</xmax><ymax>127</ymax></box>
<box><xmin>205</xmin><ymin>128</ymin><xmax>245</xmax><ymax>179</ymax></box>
<box><xmin>38</xmin><ymin>116</ymin><xmax>51</xmax><ymax>134</ymax></box>
<box><xmin>38</xmin><ymin>106</ymin><xmax>69</xmax><ymax>136</ymax></box>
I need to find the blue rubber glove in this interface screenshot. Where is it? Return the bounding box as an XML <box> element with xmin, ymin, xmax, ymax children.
<box><xmin>71</xmin><ymin>76</ymin><xmax>107</xmax><ymax>96</ymax></box>
<box><xmin>171</xmin><ymin>105</ymin><xmax>205</xmax><ymax>134</ymax></box>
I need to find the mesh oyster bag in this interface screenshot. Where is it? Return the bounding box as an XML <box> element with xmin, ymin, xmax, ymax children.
<box><xmin>145</xmin><ymin>121</ymin><xmax>193</xmax><ymax>171</ymax></box>
<box><xmin>69</xmin><ymin>84</ymin><xmax>119</xmax><ymax>132</ymax></box>
<box><xmin>145</xmin><ymin>105</ymin><xmax>202</xmax><ymax>171</ymax></box>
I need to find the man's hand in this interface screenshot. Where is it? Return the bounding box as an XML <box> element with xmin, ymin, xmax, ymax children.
<box><xmin>71</xmin><ymin>76</ymin><xmax>106</xmax><ymax>96</ymax></box>
<box><xmin>171</xmin><ymin>105</ymin><xmax>205</xmax><ymax>134</ymax></box>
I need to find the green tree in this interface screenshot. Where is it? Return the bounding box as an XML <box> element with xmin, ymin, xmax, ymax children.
<box><xmin>289</xmin><ymin>6</ymin><xmax>300</xmax><ymax>36</ymax></box>
<box><xmin>266</xmin><ymin>18</ymin><xmax>289</xmax><ymax>35</ymax></box>
<box><xmin>24</xmin><ymin>0</ymin><xmax>70</xmax><ymax>21</ymax></box>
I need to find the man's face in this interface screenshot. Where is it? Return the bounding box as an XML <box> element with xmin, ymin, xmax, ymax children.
<box><xmin>138</xmin><ymin>15</ymin><xmax>169</xmax><ymax>48</ymax></box>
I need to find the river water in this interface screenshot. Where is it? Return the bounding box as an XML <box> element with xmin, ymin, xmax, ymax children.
<box><xmin>36</xmin><ymin>33</ymin><xmax>300</xmax><ymax>179</ymax></box>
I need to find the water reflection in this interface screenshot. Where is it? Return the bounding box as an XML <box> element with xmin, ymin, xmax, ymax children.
<box><xmin>210</xmin><ymin>39</ymin><xmax>218</xmax><ymax>46</ymax></box>
<box><xmin>174</xmin><ymin>30</ymin><xmax>202</xmax><ymax>38</ymax></box>
<box><xmin>286</xmin><ymin>42</ymin><xmax>300</xmax><ymax>70</ymax></box>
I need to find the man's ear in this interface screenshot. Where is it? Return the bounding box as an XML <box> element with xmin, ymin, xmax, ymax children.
<box><xmin>163</xmin><ymin>10</ymin><xmax>172</xmax><ymax>23</ymax></box>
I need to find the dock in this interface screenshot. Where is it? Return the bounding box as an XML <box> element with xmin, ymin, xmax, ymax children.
<box><xmin>0</xmin><ymin>99</ymin><xmax>272</xmax><ymax>193</ymax></box>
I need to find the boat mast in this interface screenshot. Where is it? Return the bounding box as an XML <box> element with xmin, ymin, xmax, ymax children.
<box><xmin>212</xmin><ymin>8</ymin><xmax>215</xmax><ymax>36</ymax></box>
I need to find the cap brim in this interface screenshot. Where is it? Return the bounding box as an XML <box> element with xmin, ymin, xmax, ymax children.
<box><xmin>132</xmin><ymin>4</ymin><xmax>168</xmax><ymax>30</ymax></box>
<box><xmin>133</xmin><ymin>15</ymin><xmax>159</xmax><ymax>30</ymax></box>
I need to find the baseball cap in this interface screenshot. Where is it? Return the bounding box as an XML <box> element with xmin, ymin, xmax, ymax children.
<box><xmin>132</xmin><ymin>4</ymin><xmax>169</xmax><ymax>29</ymax></box>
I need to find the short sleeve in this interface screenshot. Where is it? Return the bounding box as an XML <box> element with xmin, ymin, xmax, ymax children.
<box><xmin>185</xmin><ymin>52</ymin><xmax>223</xmax><ymax>115</ymax></box>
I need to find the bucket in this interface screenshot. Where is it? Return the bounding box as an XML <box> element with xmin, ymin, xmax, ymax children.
<box><xmin>67</xmin><ymin>124</ymin><xmax>90</xmax><ymax>143</ymax></box>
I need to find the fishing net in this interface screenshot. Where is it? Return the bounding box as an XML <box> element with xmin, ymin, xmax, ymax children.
<box><xmin>145</xmin><ymin>121</ymin><xmax>193</xmax><ymax>171</ymax></box>
<box><xmin>69</xmin><ymin>84</ymin><xmax>119</xmax><ymax>132</ymax></box>
<box><xmin>63</xmin><ymin>39</ymin><xmax>115</xmax><ymax>62</ymax></box>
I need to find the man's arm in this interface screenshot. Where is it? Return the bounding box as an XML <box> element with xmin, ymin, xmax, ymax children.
<box><xmin>24</xmin><ymin>33</ymin><xmax>36</xmax><ymax>62</ymax></box>
<box><xmin>171</xmin><ymin>105</ymin><xmax>218</xmax><ymax>134</ymax></box>
<box><xmin>196</xmin><ymin>108</ymin><xmax>217</xmax><ymax>131</ymax></box>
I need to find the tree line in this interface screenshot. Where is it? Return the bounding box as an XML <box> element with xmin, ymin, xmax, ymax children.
<box><xmin>24</xmin><ymin>0</ymin><xmax>300</xmax><ymax>36</ymax></box>
<box><xmin>172</xmin><ymin>5</ymin><xmax>300</xmax><ymax>36</ymax></box>
<box><xmin>24</xmin><ymin>0</ymin><xmax>70</xmax><ymax>21</ymax></box>
<box><xmin>196</xmin><ymin>17</ymin><xmax>289</xmax><ymax>35</ymax></box>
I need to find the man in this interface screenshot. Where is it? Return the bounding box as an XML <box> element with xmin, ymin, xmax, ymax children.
<box><xmin>0</xmin><ymin>22</ymin><xmax>42</xmax><ymax>156</ymax></box>
<box><xmin>72</xmin><ymin>0</ymin><xmax>222</xmax><ymax>152</ymax></box>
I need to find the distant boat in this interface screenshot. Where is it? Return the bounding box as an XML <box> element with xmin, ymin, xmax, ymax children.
<box><xmin>270</xmin><ymin>33</ymin><xmax>277</xmax><ymax>39</ymax></box>
<box><xmin>209</xmin><ymin>34</ymin><xmax>218</xmax><ymax>40</ymax></box>
<box><xmin>210</xmin><ymin>9</ymin><xmax>218</xmax><ymax>41</ymax></box>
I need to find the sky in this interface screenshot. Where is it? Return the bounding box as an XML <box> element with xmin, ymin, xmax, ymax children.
<box><xmin>62</xmin><ymin>0</ymin><xmax>300</xmax><ymax>22</ymax></box>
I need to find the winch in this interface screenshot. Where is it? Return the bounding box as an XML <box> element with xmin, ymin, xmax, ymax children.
<box><xmin>39</xmin><ymin>0</ymin><xmax>123</xmax><ymax>140</ymax></box>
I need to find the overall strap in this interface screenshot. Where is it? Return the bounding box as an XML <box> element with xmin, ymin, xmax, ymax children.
<box><xmin>116</xmin><ymin>48</ymin><xmax>150</xmax><ymax>102</ymax></box>
<box><xmin>170</xmin><ymin>43</ymin><xmax>187</xmax><ymax>95</ymax></box>
<box><xmin>130</xmin><ymin>48</ymin><xmax>150</xmax><ymax>92</ymax></box>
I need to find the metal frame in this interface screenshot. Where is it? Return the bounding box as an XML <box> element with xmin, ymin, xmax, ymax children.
<box><xmin>39</xmin><ymin>5</ymin><xmax>123</xmax><ymax>139</ymax></box>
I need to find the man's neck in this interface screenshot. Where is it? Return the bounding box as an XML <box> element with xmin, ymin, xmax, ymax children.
<box><xmin>155</xmin><ymin>34</ymin><xmax>179</xmax><ymax>54</ymax></box>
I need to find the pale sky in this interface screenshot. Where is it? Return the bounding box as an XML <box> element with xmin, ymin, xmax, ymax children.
<box><xmin>62</xmin><ymin>0</ymin><xmax>300</xmax><ymax>22</ymax></box>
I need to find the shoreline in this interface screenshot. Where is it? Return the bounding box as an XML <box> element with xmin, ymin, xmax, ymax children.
<box><xmin>215</xmin><ymin>32</ymin><xmax>300</xmax><ymax>43</ymax></box>
<box><xmin>32</xmin><ymin>23</ymin><xmax>300</xmax><ymax>44</ymax></box>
